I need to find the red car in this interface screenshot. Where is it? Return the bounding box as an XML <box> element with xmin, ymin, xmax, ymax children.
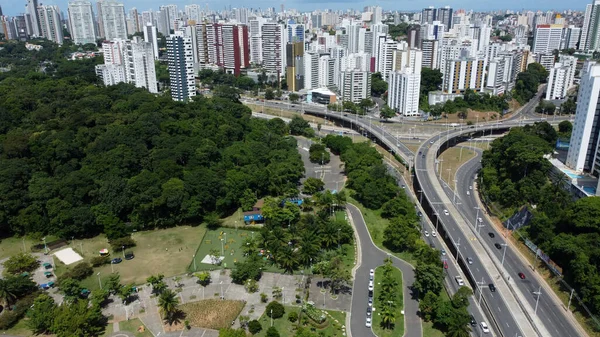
<box><xmin>518</xmin><ymin>272</ymin><xmax>526</xmax><ymax>279</ymax></box>
<box><xmin>443</xmin><ymin>261</ymin><xmax>448</xmax><ymax>269</ymax></box>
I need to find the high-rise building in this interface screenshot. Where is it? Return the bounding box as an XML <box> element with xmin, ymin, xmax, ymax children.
<box><xmin>567</xmin><ymin>61</ymin><xmax>600</xmax><ymax>173</ymax></box>
<box><xmin>100</xmin><ymin>0</ymin><xmax>127</xmax><ymax>40</ymax></box>
<box><xmin>421</xmin><ymin>39</ymin><xmax>439</xmax><ymax>69</ymax></box>
<box><xmin>533</xmin><ymin>24</ymin><xmax>564</xmax><ymax>54</ymax></box>
<box><xmin>388</xmin><ymin>49</ymin><xmax>422</xmax><ymax>116</ymax></box>
<box><xmin>377</xmin><ymin>39</ymin><xmax>399</xmax><ymax>80</ymax></box>
<box><xmin>421</xmin><ymin>7</ymin><xmax>436</xmax><ymax>24</ymax></box>
<box><xmin>96</xmin><ymin>0</ymin><xmax>105</xmax><ymax>38</ymax></box>
<box><xmin>304</xmin><ymin>51</ymin><xmax>320</xmax><ymax>90</ymax></box>
<box><xmin>166</xmin><ymin>31</ymin><xmax>196</xmax><ymax>101</ymax></box>
<box><xmin>141</xmin><ymin>11</ymin><xmax>155</xmax><ymax>27</ymax></box>
<box><xmin>233</xmin><ymin>8</ymin><xmax>249</xmax><ymax>24</ymax></box>
<box><xmin>407</xmin><ymin>26</ymin><xmax>421</xmax><ymax>49</ymax></box>
<box><xmin>185</xmin><ymin>4</ymin><xmax>202</xmax><ymax>24</ymax></box>
<box><xmin>582</xmin><ymin>0</ymin><xmax>600</xmax><ymax>51</ymax></box>
<box><xmin>261</xmin><ymin>22</ymin><xmax>285</xmax><ymax>77</ymax></box>
<box><xmin>437</xmin><ymin>6</ymin><xmax>453</xmax><ymax>32</ymax></box>
<box><xmin>68</xmin><ymin>1</ymin><xmax>97</xmax><ymax>45</ymax></box>
<box><xmin>127</xmin><ymin>8</ymin><xmax>139</xmax><ymax>34</ymax></box>
<box><xmin>287</xmin><ymin>21</ymin><xmax>304</xmax><ymax>43</ymax></box>
<box><xmin>340</xmin><ymin>70</ymin><xmax>371</xmax><ymax>103</ymax></box>
<box><xmin>25</xmin><ymin>0</ymin><xmax>41</xmax><ymax>37</ymax></box>
<box><xmin>286</xmin><ymin>42</ymin><xmax>304</xmax><ymax>91</ymax></box>
<box><xmin>143</xmin><ymin>23</ymin><xmax>159</xmax><ymax>60</ymax></box>
<box><xmin>442</xmin><ymin>57</ymin><xmax>486</xmax><ymax>93</ymax></box>
<box><xmin>546</xmin><ymin>55</ymin><xmax>577</xmax><ymax>100</ymax></box>
<box><xmin>95</xmin><ymin>38</ymin><xmax>157</xmax><ymax>93</ymax></box>
<box><xmin>346</xmin><ymin>24</ymin><xmax>361</xmax><ymax>53</ymax></box>
<box><xmin>249</xmin><ymin>17</ymin><xmax>267</xmax><ymax>64</ymax></box>
<box><xmin>485</xmin><ymin>57</ymin><xmax>507</xmax><ymax>96</ymax></box>
<box><xmin>581</xmin><ymin>3</ymin><xmax>594</xmax><ymax>50</ymax></box>
<box><xmin>564</xmin><ymin>26</ymin><xmax>581</xmax><ymax>49</ymax></box>
<box><xmin>38</xmin><ymin>5</ymin><xmax>64</xmax><ymax>44</ymax></box>
<box><xmin>195</xmin><ymin>23</ymin><xmax>250</xmax><ymax>75</ymax></box>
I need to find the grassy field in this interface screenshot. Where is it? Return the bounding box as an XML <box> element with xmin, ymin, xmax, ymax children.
<box><xmin>0</xmin><ymin>317</ymin><xmax>33</xmax><ymax>336</ymax></box>
<box><xmin>253</xmin><ymin>305</ymin><xmax>347</xmax><ymax>337</ymax></box>
<box><xmin>347</xmin><ymin>195</ymin><xmax>418</xmax><ymax>267</ymax></box>
<box><xmin>119</xmin><ymin>318</ymin><xmax>153</xmax><ymax>337</ymax></box>
<box><xmin>53</xmin><ymin>225</ymin><xmax>206</xmax><ymax>290</ymax></box>
<box><xmin>0</xmin><ymin>235</ymin><xmax>61</xmax><ymax>261</ymax></box>
<box><xmin>245</xmin><ymin>103</ymin><xmax>330</xmax><ymax>125</ymax></box>
<box><xmin>437</xmin><ymin>146</ymin><xmax>478</xmax><ymax>190</ymax></box>
<box><xmin>178</xmin><ymin>299</ymin><xmax>245</xmax><ymax>330</ymax></box>
<box><xmin>190</xmin><ymin>227</ymin><xmax>256</xmax><ymax>272</ymax></box>
<box><xmin>422</xmin><ymin>320</ymin><xmax>445</xmax><ymax>337</ymax></box>
<box><xmin>372</xmin><ymin>265</ymin><xmax>404</xmax><ymax>337</ymax></box>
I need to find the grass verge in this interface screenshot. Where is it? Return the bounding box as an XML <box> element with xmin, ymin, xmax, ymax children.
<box><xmin>253</xmin><ymin>305</ymin><xmax>347</xmax><ymax>337</ymax></box>
<box><xmin>437</xmin><ymin>147</ymin><xmax>477</xmax><ymax>190</ymax></box>
<box><xmin>372</xmin><ymin>265</ymin><xmax>404</xmax><ymax>337</ymax></box>
<box><xmin>119</xmin><ymin>318</ymin><xmax>153</xmax><ymax>337</ymax></box>
<box><xmin>178</xmin><ymin>299</ymin><xmax>245</xmax><ymax>330</ymax></box>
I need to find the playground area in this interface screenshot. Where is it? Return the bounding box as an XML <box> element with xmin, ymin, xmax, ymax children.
<box><xmin>190</xmin><ymin>228</ymin><xmax>260</xmax><ymax>271</ymax></box>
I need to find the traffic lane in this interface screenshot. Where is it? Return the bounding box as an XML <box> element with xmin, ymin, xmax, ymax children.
<box><xmin>455</xmin><ymin>155</ymin><xmax>579</xmax><ymax>337</ymax></box>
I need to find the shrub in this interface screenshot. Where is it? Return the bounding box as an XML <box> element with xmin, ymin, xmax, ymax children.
<box><xmin>90</xmin><ymin>256</ymin><xmax>109</xmax><ymax>267</ymax></box>
<box><xmin>288</xmin><ymin>311</ymin><xmax>298</xmax><ymax>323</ymax></box>
<box><xmin>266</xmin><ymin>327</ymin><xmax>280</xmax><ymax>337</ymax></box>
<box><xmin>245</xmin><ymin>279</ymin><xmax>259</xmax><ymax>293</ymax></box>
<box><xmin>266</xmin><ymin>301</ymin><xmax>285</xmax><ymax>319</ymax></box>
<box><xmin>3</xmin><ymin>253</ymin><xmax>39</xmax><ymax>275</ymax></box>
<box><xmin>248</xmin><ymin>320</ymin><xmax>262</xmax><ymax>334</ymax></box>
<box><xmin>0</xmin><ymin>293</ymin><xmax>37</xmax><ymax>329</ymax></box>
<box><xmin>63</xmin><ymin>262</ymin><xmax>93</xmax><ymax>280</ymax></box>
<box><xmin>110</xmin><ymin>236</ymin><xmax>136</xmax><ymax>251</ymax></box>
<box><xmin>260</xmin><ymin>293</ymin><xmax>268</xmax><ymax>303</ymax></box>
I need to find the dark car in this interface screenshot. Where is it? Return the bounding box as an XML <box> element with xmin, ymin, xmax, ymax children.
<box><xmin>368</xmin><ymin>290</ymin><xmax>373</xmax><ymax>297</ymax></box>
<box><xmin>111</xmin><ymin>258</ymin><xmax>122</xmax><ymax>264</ymax></box>
<box><xmin>489</xmin><ymin>232</ymin><xmax>495</xmax><ymax>238</ymax></box>
<box><xmin>518</xmin><ymin>272</ymin><xmax>526</xmax><ymax>279</ymax></box>
<box><xmin>125</xmin><ymin>252</ymin><xmax>135</xmax><ymax>260</ymax></box>
<box><xmin>418</xmin><ymin>211</ymin><xmax>422</xmax><ymax>217</ymax></box>
<box><xmin>489</xmin><ymin>284</ymin><xmax>496</xmax><ymax>292</ymax></box>
<box><xmin>470</xmin><ymin>315</ymin><xmax>477</xmax><ymax>326</ymax></box>
<box><xmin>367</xmin><ymin>307</ymin><xmax>372</xmax><ymax>317</ymax></box>
<box><xmin>494</xmin><ymin>243</ymin><xmax>502</xmax><ymax>249</ymax></box>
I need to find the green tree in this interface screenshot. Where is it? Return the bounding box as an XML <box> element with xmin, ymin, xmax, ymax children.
<box><xmin>277</xmin><ymin>245</ymin><xmax>299</xmax><ymax>274</ymax></box>
<box><xmin>51</xmin><ymin>300</ymin><xmax>106</xmax><ymax>337</ymax></box>
<box><xmin>558</xmin><ymin>120</ymin><xmax>573</xmax><ymax>136</ymax></box>
<box><xmin>195</xmin><ymin>271</ymin><xmax>211</xmax><ymax>286</ymax></box>
<box><xmin>309</xmin><ymin>144</ymin><xmax>330</xmax><ymax>164</ymax></box>
<box><xmin>266</xmin><ymin>326</ymin><xmax>281</xmax><ymax>337</ymax></box>
<box><xmin>412</xmin><ymin>263</ymin><xmax>444</xmax><ymax>297</ymax></box>
<box><xmin>147</xmin><ymin>274</ymin><xmax>167</xmax><ymax>294</ymax></box>
<box><xmin>371</xmin><ymin>72</ymin><xmax>388</xmax><ymax>97</ymax></box>
<box><xmin>105</xmin><ymin>273</ymin><xmax>122</xmax><ymax>294</ymax></box>
<box><xmin>302</xmin><ymin>177</ymin><xmax>325</xmax><ymax>195</ymax></box>
<box><xmin>380</xmin><ymin>302</ymin><xmax>397</xmax><ymax>329</ymax></box>
<box><xmin>419</xmin><ymin>291</ymin><xmax>439</xmax><ymax>321</ymax></box>
<box><xmin>248</xmin><ymin>319</ymin><xmax>262</xmax><ymax>334</ymax></box>
<box><xmin>380</xmin><ymin>105</ymin><xmax>396</xmax><ymax>120</ymax></box>
<box><xmin>158</xmin><ymin>289</ymin><xmax>180</xmax><ymax>324</ymax></box>
<box><xmin>231</xmin><ymin>255</ymin><xmax>264</xmax><ymax>284</ymax></box>
<box><xmin>240</xmin><ymin>189</ymin><xmax>258</xmax><ymax>211</ymax></box>
<box><xmin>359</xmin><ymin>98</ymin><xmax>375</xmax><ymax>114</ymax></box>
<box><xmin>561</xmin><ymin>98</ymin><xmax>576</xmax><ymax>114</ymax></box>
<box><xmin>265</xmin><ymin>88</ymin><xmax>275</xmax><ymax>100</ymax></box>
<box><xmin>3</xmin><ymin>253</ymin><xmax>39</xmax><ymax>275</ymax></box>
<box><xmin>0</xmin><ymin>279</ymin><xmax>17</xmax><ymax>309</ymax></box>
<box><xmin>27</xmin><ymin>294</ymin><xmax>57</xmax><ymax>334</ymax></box>
<box><xmin>451</xmin><ymin>286</ymin><xmax>473</xmax><ymax>309</ymax></box>
<box><xmin>289</xmin><ymin>93</ymin><xmax>300</xmax><ymax>103</ymax></box>
<box><xmin>266</xmin><ymin>301</ymin><xmax>285</xmax><ymax>318</ymax></box>
<box><xmin>289</xmin><ymin>116</ymin><xmax>311</xmax><ymax>136</ymax></box>
<box><xmin>59</xmin><ymin>278</ymin><xmax>82</xmax><ymax>302</ymax></box>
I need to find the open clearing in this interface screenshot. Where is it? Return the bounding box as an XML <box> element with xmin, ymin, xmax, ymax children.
<box><xmin>173</xmin><ymin>300</ymin><xmax>245</xmax><ymax>330</ymax></box>
<box><xmin>253</xmin><ymin>305</ymin><xmax>347</xmax><ymax>337</ymax></box>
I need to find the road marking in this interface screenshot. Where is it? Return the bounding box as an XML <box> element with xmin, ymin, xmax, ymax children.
<box><xmin>498</xmin><ymin>306</ymin><xmax>502</xmax><ymax>312</ymax></box>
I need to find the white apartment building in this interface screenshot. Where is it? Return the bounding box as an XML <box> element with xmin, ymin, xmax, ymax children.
<box><xmin>249</xmin><ymin>17</ymin><xmax>268</xmax><ymax>64</ymax></box>
<box><xmin>100</xmin><ymin>0</ymin><xmax>127</xmax><ymax>40</ymax></box>
<box><xmin>167</xmin><ymin>31</ymin><xmax>196</xmax><ymax>101</ymax></box>
<box><xmin>442</xmin><ymin>57</ymin><xmax>486</xmax><ymax>93</ymax></box>
<box><xmin>546</xmin><ymin>55</ymin><xmax>577</xmax><ymax>100</ymax></box>
<box><xmin>532</xmin><ymin>24</ymin><xmax>564</xmax><ymax>55</ymax></box>
<box><xmin>68</xmin><ymin>1</ymin><xmax>97</xmax><ymax>45</ymax></box>
<box><xmin>261</xmin><ymin>22</ymin><xmax>286</xmax><ymax>77</ymax></box>
<box><xmin>581</xmin><ymin>0</ymin><xmax>600</xmax><ymax>51</ymax></box>
<box><xmin>143</xmin><ymin>23</ymin><xmax>159</xmax><ymax>60</ymax></box>
<box><xmin>377</xmin><ymin>39</ymin><xmax>399</xmax><ymax>80</ymax></box>
<box><xmin>388</xmin><ymin>48</ymin><xmax>422</xmax><ymax>116</ymax></box>
<box><xmin>485</xmin><ymin>57</ymin><xmax>507</xmax><ymax>95</ymax></box>
<box><xmin>421</xmin><ymin>39</ymin><xmax>439</xmax><ymax>69</ymax></box>
<box><xmin>564</xmin><ymin>26</ymin><xmax>581</xmax><ymax>49</ymax></box>
<box><xmin>340</xmin><ymin>52</ymin><xmax>371</xmax><ymax>72</ymax></box>
<box><xmin>185</xmin><ymin>4</ymin><xmax>202</xmax><ymax>23</ymax></box>
<box><xmin>340</xmin><ymin>70</ymin><xmax>371</xmax><ymax>103</ymax></box>
<box><xmin>38</xmin><ymin>5</ymin><xmax>63</xmax><ymax>44</ymax></box>
<box><xmin>567</xmin><ymin>61</ymin><xmax>600</xmax><ymax>173</ymax></box>
<box><xmin>304</xmin><ymin>51</ymin><xmax>320</xmax><ymax>89</ymax></box>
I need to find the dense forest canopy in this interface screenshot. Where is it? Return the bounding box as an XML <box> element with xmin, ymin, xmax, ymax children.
<box><xmin>0</xmin><ymin>41</ymin><xmax>304</xmax><ymax>239</ymax></box>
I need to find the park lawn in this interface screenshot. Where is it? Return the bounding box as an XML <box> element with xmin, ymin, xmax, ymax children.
<box><xmin>254</xmin><ymin>306</ymin><xmax>346</xmax><ymax>337</ymax></box>
<box><xmin>437</xmin><ymin>146</ymin><xmax>477</xmax><ymax>190</ymax></box>
<box><xmin>190</xmin><ymin>227</ymin><xmax>259</xmax><ymax>272</ymax></box>
<box><xmin>372</xmin><ymin>265</ymin><xmax>404</xmax><ymax>337</ymax></box>
<box><xmin>54</xmin><ymin>225</ymin><xmax>206</xmax><ymax>290</ymax></box>
<box><xmin>422</xmin><ymin>320</ymin><xmax>445</xmax><ymax>337</ymax></box>
<box><xmin>179</xmin><ymin>299</ymin><xmax>245</xmax><ymax>330</ymax></box>
<box><xmin>119</xmin><ymin>318</ymin><xmax>153</xmax><ymax>337</ymax></box>
<box><xmin>347</xmin><ymin>195</ymin><xmax>418</xmax><ymax>267</ymax></box>
<box><xmin>0</xmin><ymin>317</ymin><xmax>34</xmax><ymax>336</ymax></box>
<box><xmin>100</xmin><ymin>322</ymin><xmax>114</xmax><ymax>337</ymax></box>
<box><xmin>0</xmin><ymin>235</ymin><xmax>61</xmax><ymax>261</ymax></box>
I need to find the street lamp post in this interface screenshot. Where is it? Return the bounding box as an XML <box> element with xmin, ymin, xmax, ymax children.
<box><xmin>474</xmin><ymin>207</ymin><xmax>480</xmax><ymax>230</ymax></box>
<box><xmin>122</xmin><ymin>245</ymin><xmax>125</xmax><ymax>259</ymax></box>
<box><xmin>193</xmin><ymin>254</ymin><xmax>197</xmax><ymax>271</ymax></box>
<box><xmin>434</xmin><ymin>213</ymin><xmax>439</xmax><ymax>232</ymax></box>
<box><xmin>454</xmin><ymin>238</ymin><xmax>461</xmax><ymax>263</ymax></box>
<box><xmin>97</xmin><ymin>272</ymin><xmax>102</xmax><ymax>289</ymax></box>
<box><xmin>478</xmin><ymin>277</ymin><xmax>485</xmax><ymax>306</ymax></box>
<box><xmin>501</xmin><ymin>243</ymin><xmax>508</xmax><ymax>267</ymax></box>
<box><xmin>439</xmin><ymin>159</ymin><xmax>444</xmax><ymax>177</ymax></box>
<box><xmin>453</xmin><ymin>179</ymin><xmax>458</xmax><ymax>203</ymax></box>
<box><xmin>446</xmin><ymin>168</ymin><xmax>451</xmax><ymax>187</ymax></box>
<box><xmin>567</xmin><ymin>289</ymin><xmax>575</xmax><ymax>311</ymax></box>
<box><xmin>221</xmin><ymin>239</ymin><xmax>224</xmax><ymax>257</ymax></box>
<box><xmin>534</xmin><ymin>286</ymin><xmax>542</xmax><ymax>316</ymax></box>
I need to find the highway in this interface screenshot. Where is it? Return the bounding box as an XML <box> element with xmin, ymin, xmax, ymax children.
<box><xmin>448</xmin><ymin>147</ymin><xmax>582</xmax><ymax>337</ymax></box>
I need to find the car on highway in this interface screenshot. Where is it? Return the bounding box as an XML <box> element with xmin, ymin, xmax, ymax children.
<box><xmin>494</xmin><ymin>243</ymin><xmax>502</xmax><ymax>249</ymax></box>
<box><xmin>518</xmin><ymin>272</ymin><xmax>526</xmax><ymax>279</ymax></box>
<box><xmin>366</xmin><ymin>317</ymin><xmax>372</xmax><ymax>328</ymax></box>
<box><xmin>488</xmin><ymin>232</ymin><xmax>495</xmax><ymax>238</ymax></box>
<box><xmin>467</xmin><ymin>257</ymin><xmax>473</xmax><ymax>264</ymax></box>
<box><xmin>432</xmin><ymin>230</ymin><xmax>437</xmax><ymax>237</ymax></box>
<box><xmin>455</xmin><ymin>276</ymin><xmax>464</xmax><ymax>286</ymax></box>
<box><xmin>443</xmin><ymin>209</ymin><xmax>449</xmax><ymax>215</ymax></box>
<box><xmin>369</xmin><ymin>269</ymin><xmax>375</xmax><ymax>278</ymax></box>
<box><xmin>480</xmin><ymin>321</ymin><xmax>490</xmax><ymax>333</ymax></box>
<box><xmin>489</xmin><ymin>283</ymin><xmax>496</xmax><ymax>292</ymax></box>
<box><xmin>469</xmin><ymin>185</ymin><xmax>472</xmax><ymax>190</ymax></box>
<box><xmin>417</xmin><ymin>211</ymin><xmax>422</xmax><ymax>217</ymax></box>
<box><xmin>441</xmin><ymin>249</ymin><xmax>446</xmax><ymax>256</ymax></box>
<box><xmin>368</xmin><ymin>281</ymin><xmax>374</xmax><ymax>291</ymax></box>
<box><xmin>467</xmin><ymin>191</ymin><xmax>470</xmax><ymax>195</ymax></box>
<box><xmin>424</xmin><ymin>231</ymin><xmax>430</xmax><ymax>237</ymax></box>
<box><xmin>430</xmin><ymin>140</ymin><xmax>434</xmax><ymax>144</ymax></box>
<box><xmin>470</xmin><ymin>315</ymin><xmax>477</xmax><ymax>326</ymax></box>
<box><xmin>443</xmin><ymin>260</ymin><xmax>448</xmax><ymax>269</ymax></box>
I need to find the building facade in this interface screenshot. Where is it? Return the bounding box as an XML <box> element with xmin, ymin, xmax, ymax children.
<box><xmin>167</xmin><ymin>31</ymin><xmax>196</xmax><ymax>101</ymax></box>
<box><xmin>68</xmin><ymin>1</ymin><xmax>97</xmax><ymax>45</ymax></box>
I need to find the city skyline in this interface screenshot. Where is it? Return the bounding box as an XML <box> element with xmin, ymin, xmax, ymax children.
<box><xmin>1</xmin><ymin>0</ymin><xmax>595</xmax><ymax>17</ymax></box>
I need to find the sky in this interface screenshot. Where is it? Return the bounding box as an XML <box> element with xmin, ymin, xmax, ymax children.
<box><xmin>1</xmin><ymin>0</ymin><xmax>593</xmax><ymax>17</ymax></box>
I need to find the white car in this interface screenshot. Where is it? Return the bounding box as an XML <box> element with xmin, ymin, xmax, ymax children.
<box><xmin>480</xmin><ymin>322</ymin><xmax>490</xmax><ymax>333</ymax></box>
<box><xmin>366</xmin><ymin>317</ymin><xmax>372</xmax><ymax>327</ymax></box>
<box><xmin>368</xmin><ymin>281</ymin><xmax>374</xmax><ymax>291</ymax></box>
<box><xmin>466</xmin><ymin>191</ymin><xmax>470</xmax><ymax>196</ymax></box>
<box><xmin>430</xmin><ymin>140</ymin><xmax>434</xmax><ymax>144</ymax></box>
<box><xmin>455</xmin><ymin>276</ymin><xmax>464</xmax><ymax>286</ymax></box>
<box><xmin>424</xmin><ymin>231</ymin><xmax>430</xmax><ymax>237</ymax></box>
<box><xmin>478</xmin><ymin>217</ymin><xmax>483</xmax><ymax>223</ymax></box>
<box><xmin>369</xmin><ymin>269</ymin><xmax>375</xmax><ymax>278</ymax></box>
<box><xmin>432</xmin><ymin>230</ymin><xmax>437</xmax><ymax>237</ymax></box>
<box><xmin>441</xmin><ymin>249</ymin><xmax>446</xmax><ymax>256</ymax></box>
<box><xmin>443</xmin><ymin>209</ymin><xmax>449</xmax><ymax>216</ymax></box>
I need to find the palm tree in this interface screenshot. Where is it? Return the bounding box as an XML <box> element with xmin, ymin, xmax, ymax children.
<box><xmin>158</xmin><ymin>289</ymin><xmax>180</xmax><ymax>324</ymax></box>
<box><xmin>319</xmin><ymin>222</ymin><xmax>339</xmax><ymax>249</ymax></box>
<box><xmin>0</xmin><ymin>279</ymin><xmax>16</xmax><ymax>309</ymax></box>
<box><xmin>380</xmin><ymin>304</ymin><xmax>397</xmax><ymax>329</ymax></box>
<box><xmin>277</xmin><ymin>246</ymin><xmax>299</xmax><ymax>274</ymax></box>
<box><xmin>298</xmin><ymin>231</ymin><xmax>320</xmax><ymax>268</ymax></box>
<box><xmin>447</xmin><ymin>321</ymin><xmax>471</xmax><ymax>337</ymax></box>
<box><xmin>333</xmin><ymin>190</ymin><xmax>347</xmax><ymax>210</ymax></box>
<box><xmin>242</xmin><ymin>237</ymin><xmax>257</xmax><ymax>257</ymax></box>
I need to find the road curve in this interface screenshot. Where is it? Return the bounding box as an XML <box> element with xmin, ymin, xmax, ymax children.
<box><xmin>346</xmin><ymin>203</ymin><xmax>421</xmax><ymax>337</ymax></box>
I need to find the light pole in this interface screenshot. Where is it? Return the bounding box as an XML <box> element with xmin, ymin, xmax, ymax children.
<box><xmin>111</xmin><ymin>260</ymin><xmax>114</xmax><ymax>273</ymax></box>
<box><xmin>534</xmin><ymin>286</ymin><xmax>542</xmax><ymax>316</ymax></box>
<box><xmin>220</xmin><ymin>281</ymin><xmax>224</xmax><ymax>300</ymax></box>
<box><xmin>282</xmin><ymin>286</ymin><xmax>285</xmax><ymax>304</ymax></box>
<box><xmin>474</xmin><ymin>207</ymin><xmax>480</xmax><ymax>230</ymax></box>
<box><xmin>221</xmin><ymin>239</ymin><xmax>224</xmax><ymax>257</ymax></box>
<box><xmin>439</xmin><ymin>159</ymin><xmax>444</xmax><ymax>177</ymax></box>
<box><xmin>477</xmin><ymin>277</ymin><xmax>485</xmax><ymax>306</ymax></box>
<box><xmin>454</xmin><ymin>238</ymin><xmax>461</xmax><ymax>263</ymax></box>
<box><xmin>122</xmin><ymin>245</ymin><xmax>125</xmax><ymax>259</ymax></box>
<box><xmin>453</xmin><ymin>179</ymin><xmax>458</xmax><ymax>203</ymax></box>
<box><xmin>42</xmin><ymin>237</ymin><xmax>48</xmax><ymax>254</ymax></box>
<box><xmin>97</xmin><ymin>272</ymin><xmax>102</xmax><ymax>289</ymax></box>
<box><xmin>271</xmin><ymin>309</ymin><xmax>274</xmax><ymax>327</ymax></box>
<box><xmin>446</xmin><ymin>168</ymin><xmax>451</xmax><ymax>187</ymax></box>
<box><xmin>193</xmin><ymin>254</ymin><xmax>197</xmax><ymax>271</ymax></box>
<box><xmin>501</xmin><ymin>243</ymin><xmax>508</xmax><ymax>267</ymax></box>
<box><xmin>567</xmin><ymin>289</ymin><xmax>575</xmax><ymax>311</ymax></box>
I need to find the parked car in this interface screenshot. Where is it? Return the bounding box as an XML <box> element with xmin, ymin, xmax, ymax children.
<box><xmin>369</xmin><ymin>269</ymin><xmax>375</xmax><ymax>278</ymax></box>
<box><xmin>367</xmin><ymin>307</ymin><xmax>372</xmax><ymax>317</ymax></box>
<box><xmin>424</xmin><ymin>231</ymin><xmax>430</xmax><ymax>237</ymax></box>
<box><xmin>494</xmin><ymin>243</ymin><xmax>502</xmax><ymax>249</ymax></box>
<box><xmin>470</xmin><ymin>315</ymin><xmax>477</xmax><ymax>326</ymax></box>
<box><xmin>489</xmin><ymin>284</ymin><xmax>496</xmax><ymax>292</ymax></box>
<box><xmin>441</xmin><ymin>249</ymin><xmax>446</xmax><ymax>256</ymax></box>
<box><xmin>467</xmin><ymin>191</ymin><xmax>470</xmax><ymax>196</ymax></box>
<box><xmin>366</xmin><ymin>317</ymin><xmax>372</xmax><ymax>327</ymax></box>
<box><xmin>467</xmin><ymin>257</ymin><xmax>473</xmax><ymax>265</ymax></box>
<box><xmin>125</xmin><ymin>252</ymin><xmax>135</xmax><ymax>260</ymax></box>
<box><xmin>518</xmin><ymin>272</ymin><xmax>526</xmax><ymax>279</ymax></box>
<box><xmin>111</xmin><ymin>258</ymin><xmax>122</xmax><ymax>264</ymax></box>
<box><xmin>489</xmin><ymin>232</ymin><xmax>495</xmax><ymax>238</ymax></box>
<box><xmin>368</xmin><ymin>281</ymin><xmax>374</xmax><ymax>291</ymax></box>
<box><xmin>417</xmin><ymin>211</ymin><xmax>422</xmax><ymax>217</ymax></box>
<box><xmin>455</xmin><ymin>276</ymin><xmax>464</xmax><ymax>286</ymax></box>
<box><xmin>368</xmin><ymin>296</ymin><xmax>373</xmax><ymax>307</ymax></box>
